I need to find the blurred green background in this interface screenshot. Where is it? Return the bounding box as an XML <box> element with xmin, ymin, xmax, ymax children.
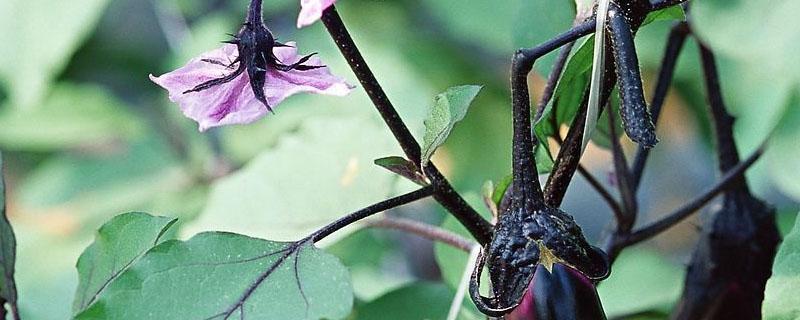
<box><xmin>0</xmin><ymin>0</ymin><xmax>798</xmax><ymax>319</ymax></box>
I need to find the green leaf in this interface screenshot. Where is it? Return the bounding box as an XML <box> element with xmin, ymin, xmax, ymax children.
<box><xmin>491</xmin><ymin>174</ymin><xmax>513</xmax><ymax>207</ymax></box>
<box><xmin>374</xmin><ymin>157</ymin><xmax>429</xmax><ymax>186</ymax></box>
<box><xmin>535</xmin><ymin>35</ymin><xmax>593</xmax><ymax>143</ymax></box>
<box><xmin>421</xmin><ymin>85</ymin><xmax>483</xmax><ymax>167</ymax></box>
<box><xmin>764</xmin><ymin>93</ymin><xmax>800</xmax><ymax>202</ymax></box>
<box><xmin>535</xmin><ymin>137</ymin><xmax>556</xmax><ymax>173</ymax></box>
<box><xmin>75</xmin><ymin>232</ymin><xmax>353</xmax><ymax>320</ymax></box>
<box><xmin>355</xmin><ymin>283</ymin><xmax>449</xmax><ymax>320</ymax></box>
<box><xmin>0</xmin><ymin>83</ymin><xmax>143</xmax><ymax>151</ymax></box>
<box><xmin>763</xmin><ymin>214</ymin><xmax>800</xmax><ymax>319</ymax></box>
<box><xmin>73</xmin><ymin>212</ymin><xmax>177</xmax><ymax>315</ymax></box>
<box><xmin>598</xmin><ymin>249</ymin><xmax>684</xmax><ymax>317</ymax></box>
<box><xmin>641</xmin><ymin>4</ymin><xmax>685</xmax><ymax>25</ymax></box>
<box><xmin>420</xmin><ymin>0</ymin><xmax>575</xmax><ymax>76</ymax></box>
<box><xmin>512</xmin><ymin>0</ymin><xmax>576</xmax><ymax>75</ymax></box>
<box><xmin>15</xmin><ymin>135</ymin><xmax>183</xmax><ymax>229</ymax></box>
<box><xmin>186</xmin><ymin>116</ymin><xmax>401</xmax><ymax>243</ymax></box>
<box><xmin>693</xmin><ymin>0</ymin><xmax>800</xmax><ymax>85</ymax></box>
<box><xmin>0</xmin><ymin>153</ymin><xmax>20</xmax><ymax>317</ymax></box>
<box><xmin>0</xmin><ymin>0</ymin><xmax>110</xmax><ymax>109</ymax></box>
<box><xmin>355</xmin><ymin>282</ymin><xmax>480</xmax><ymax>320</ymax></box>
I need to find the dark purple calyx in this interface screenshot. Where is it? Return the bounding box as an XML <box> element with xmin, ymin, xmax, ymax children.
<box><xmin>182</xmin><ymin>0</ymin><xmax>322</xmax><ymax>112</ymax></box>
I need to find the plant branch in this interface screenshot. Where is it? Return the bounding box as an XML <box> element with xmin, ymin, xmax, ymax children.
<box><xmin>612</xmin><ymin>142</ymin><xmax>765</xmax><ymax>248</ymax></box>
<box><xmin>320</xmin><ymin>6</ymin><xmax>493</xmax><ymax>244</ymax></box>
<box><xmin>363</xmin><ymin>216</ymin><xmax>476</xmax><ymax>252</ymax></box>
<box><xmin>578</xmin><ymin>166</ymin><xmax>624</xmax><ymax>218</ymax></box>
<box><xmin>631</xmin><ymin>22</ymin><xmax>690</xmax><ymax>189</ymax></box>
<box><xmin>549</xmin><ymin>130</ymin><xmax>625</xmax><ymax>220</ymax></box>
<box><xmin>311</xmin><ymin>186</ymin><xmax>434</xmax><ymax>242</ymax></box>
<box><xmin>699</xmin><ymin>43</ymin><xmax>744</xmax><ymax>185</ymax></box>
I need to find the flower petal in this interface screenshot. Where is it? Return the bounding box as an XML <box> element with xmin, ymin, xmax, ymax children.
<box><xmin>268</xmin><ymin>42</ymin><xmax>354</xmax><ymax>103</ymax></box>
<box><xmin>297</xmin><ymin>0</ymin><xmax>337</xmax><ymax>28</ymax></box>
<box><xmin>150</xmin><ymin>43</ymin><xmax>352</xmax><ymax>131</ymax></box>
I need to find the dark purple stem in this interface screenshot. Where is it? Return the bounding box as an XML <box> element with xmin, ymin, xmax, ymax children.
<box><xmin>311</xmin><ymin>187</ymin><xmax>434</xmax><ymax>242</ymax></box>
<box><xmin>246</xmin><ymin>0</ymin><xmax>263</xmax><ymax>26</ymax></box>
<box><xmin>320</xmin><ymin>6</ymin><xmax>493</xmax><ymax>244</ymax></box>
<box><xmin>613</xmin><ymin>143</ymin><xmax>765</xmax><ymax>248</ymax></box>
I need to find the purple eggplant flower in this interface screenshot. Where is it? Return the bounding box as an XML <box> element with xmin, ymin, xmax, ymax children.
<box><xmin>506</xmin><ymin>263</ymin><xmax>607</xmax><ymax>320</ymax></box>
<box><xmin>297</xmin><ymin>0</ymin><xmax>336</xmax><ymax>28</ymax></box>
<box><xmin>151</xmin><ymin>0</ymin><xmax>352</xmax><ymax>131</ymax></box>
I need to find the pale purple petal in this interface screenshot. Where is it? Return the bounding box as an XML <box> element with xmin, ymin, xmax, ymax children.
<box><xmin>268</xmin><ymin>42</ymin><xmax>354</xmax><ymax>102</ymax></box>
<box><xmin>150</xmin><ymin>43</ymin><xmax>352</xmax><ymax>131</ymax></box>
<box><xmin>297</xmin><ymin>0</ymin><xmax>337</xmax><ymax>28</ymax></box>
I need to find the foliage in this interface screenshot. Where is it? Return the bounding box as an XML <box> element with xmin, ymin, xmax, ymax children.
<box><xmin>763</xmin><ymin>215</ymin><xmax>800</xmax><ymax>319</ymax></box>
<box><xmin>421</xmin><ymin>85</ymin><xmax>483</xmax><ymax>167</ymax></box>
<box><xmin>75</xmin><ymin>212</ymin><xmax>352</xmax><ymax>320</ymax></box>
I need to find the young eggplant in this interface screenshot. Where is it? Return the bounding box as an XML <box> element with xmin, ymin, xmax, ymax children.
<box><xmin>469</xmin><ymin>44</ymin><xmax>609</xmax><ymax>318</ymax></box>
<box><xmin>673</xmin><ymin>45</ymin><xmax>780</xmax><ymax>320</ymax></box>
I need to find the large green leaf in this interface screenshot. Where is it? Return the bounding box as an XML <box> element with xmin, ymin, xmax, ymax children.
<box><xmin>763</xmin><ymin>94</ymin><xmax>800</xmax><ymax>202</ymax></box>
<box><xmin>598</xmin><ymin>249</ymin><xmax>684</xmax><ymax>317</ymax></box>
<box><xmin>186</xmin><ymin>116</ymin><xmax>401</xmax><ymax>243</ymax></box>
<box><xmin>15</xmin><ymin>135</ymin><xmax>184</xmax><ymax>230</ymax></box>
<box><xmin>0</xmin><ymin>83</ymin><xmax>143</xmax><ymax>151</ymax></box>
<box><xmin>355</xmin><ymin>282</ymin><xmax>480</xmax><ymax>320</ymax></box>
<box><xmin>0</xmin><ymin>0</ymin><xmax>110</xmax><ymax>109</ymax></box>
<box><xmin>420</xmin><ymin>0</ymin><xmax>575</xmax><ymax>75</ymax></box>
<box><xmin>421</xmin><ymin>85</ymin><xmax>483</xmax><ymax>167</ymax></box>
<box><xmin>73</xmin><ymin>212</ymin><xmax>177</xmax><ymax>315</ymax></box>
<box><xmin>692</xmin><ymin>0</ymin><xmax>800</xmax><ymax>85</ymax></box>
<box><xmin>512</xmin><ymin>0</ymin><xmax>576</xmax><ymax>75</ymax></box>
<box><xmin>0</xmin><ymin>154</ymin><xmax>20</xmax><ymax>318</ymax></box>
<box><xmin>763</xmin><ymin>215</ymin><xmax>800</xmax><ymax>319</ymax></box>
<box><xmin>75</xmin><ymin>232</ymin><xmax>353</xmax><ymax>320</ymax></box>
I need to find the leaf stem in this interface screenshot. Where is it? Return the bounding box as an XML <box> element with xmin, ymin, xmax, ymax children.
<box><xmin>320</xmin><ymin>6</ymin><xmax>493</xmax><ymax>244</ymax></box>
<box><xmin>363</xmin><ymin>216</ymin><xmax>476</xmax><ymax>252</ymax></box>
<box><xmin>311</xmin><ymin>187</ymin><xmax>434</xmax><ymax>243</ymax></box>
<box><xmin>699</xmin><ymin>43</ymin><xmax>745</xmax><ymax>185</ymax></box>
